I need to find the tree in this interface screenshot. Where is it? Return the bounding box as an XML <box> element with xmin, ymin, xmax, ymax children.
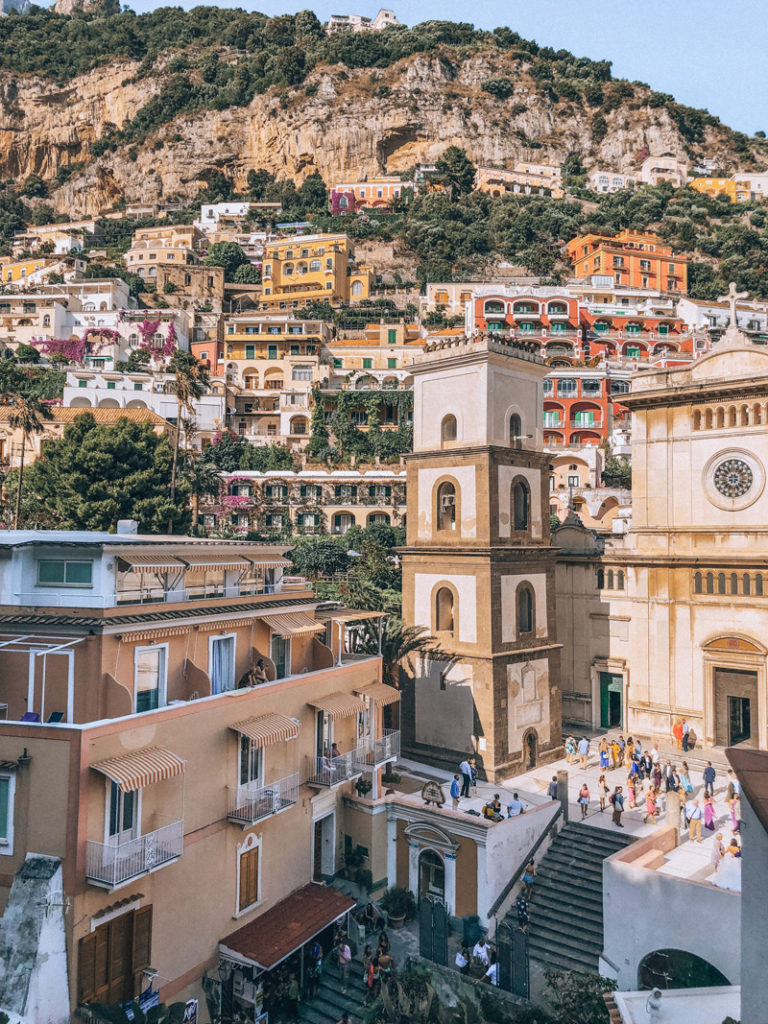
<box><xmin>435</xmin><ymin>146</ymin><xmax>477</xmax><ymax>198</ymax></box>
<box><xmin>543</xmin><ymin>968</ymin><xmax>615</xmax><ymax>1024</ymax></box>
<box><xmin>290</xmin><ymin>536</ymin><xmax>349</xmax><ymax>577</ymax></box>
<box><xmin>15</xmin><ymin>344</ymin><xmax>40</xmax><ymax>364</ymax></box>
<box><xmin>298</xmin><ymin>170</ymin><xmax>328</xmax><ymax>214</ymax></box>
<box><xmin>602</xmin><ymin>456</ymin><xmax>631</xmax><ymax>489</ymax></box>
<box><xmin>4</xmin><ymin>394</ymin><xmax>53</xmax><ymax>528</ymax></box>
<box><xmin>184</xmin><ymin>454</ymin><xmax>221</xmax><ymax>530</ymax></box>
<box><xmin>21</xmin><ymin>174</ymin><xmax>48</xmax><ymax>198</ymax></box>
<box><xmin>353</xmin><ymin>617</ymin><xmax>457</xmax><ymax>690</ymax></box>
<box><xmin>165</xmin><ymin>351</ymin><xmax>210</xmax><ymax>531</ymax></box>
<box><xmin>125</xmin><ymin>348</ymin><xmax>151</xmax><ymax>371</ymax></box>
<box><xmin>203</xmin><ymin>241</ymin><xmax>249</xmax><ymax>280</ymax></box>
<box><xmin>232</xmin><ymin>263</ymin><xmax>261</xmax><ymax>284</ymax></box>
<box><xmin>23</xmin><ymin>415</ymin><xmax>190</xmax><ymax>533</ymax></box>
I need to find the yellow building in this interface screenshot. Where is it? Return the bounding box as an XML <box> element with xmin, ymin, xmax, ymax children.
<box><xmin>260</xmin><ymin>233</ymin><xmax>373</xmax><ymax>310</ymax></box>
<box><xmin>0</xmin><ymin>257</ymin><xmax>61</xmax><ymax>284</ymax></box>
<box><xmin>326</xmin><ymin>322</ymin><xmax>423</xmax><ymax>387</ymax></box>
<box><xmin>690</xmin><ymin>177</ymin><xmax>754</xmax><ymax>202</ymax></box>
<box><xmin>124</xmin><ymin>224</ymin><xmax>204</xmax><ymax>284</ymax></box>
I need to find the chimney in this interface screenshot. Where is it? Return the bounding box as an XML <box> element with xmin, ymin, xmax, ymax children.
<box><xmin>116</xmin><ymin>519</ymin><xmax>138</xmax><ymax>535</ymax></box>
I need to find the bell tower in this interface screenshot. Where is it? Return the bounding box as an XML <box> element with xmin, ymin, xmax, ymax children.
<box><xmin>400</xmin><ymin>336</ymin><xmax>563</xmax><ymax>780</ymax></box>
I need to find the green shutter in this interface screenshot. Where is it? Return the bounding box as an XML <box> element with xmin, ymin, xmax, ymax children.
<box><xmin>245</xmin><ymin>345</ymin><xmax>255</xmax><ymax>359</ymax></box>
<box><xmin>387</xmin><ymin>329</ymin><xmax>396</xmax><ymax>344</ymax></box>
<box><xmin>363</xmin><ymin>358</ymin><xmax>372</xmax><ymax>369</ymax></box>
<box><xmin>268</xmin><ymin>345</ymin><xmax>278</xmax><ymax>359</ymax></box>
<box><xmin>0</xmin><ymin>777</ymin><xmax>9</xmax><ymax>840</ymax></box>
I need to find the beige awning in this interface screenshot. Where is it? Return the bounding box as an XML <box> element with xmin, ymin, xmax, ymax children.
<box><xmin>319</xmin><ymin>609</ymin><xmax>386</xmax><ymax>623</ymax></box>
<box><xmin>308</xmin><ymin>692</ymin><xmax>366</xmax><ymax>719</ymax></box>
<box><xmin>182</xmin><ymin>554</ymin><xmax>254</xmax><ymax>571</ymax></box>
<box><xmin>231</xmin><ymin>713</ymin><xmax>299</xmax><ymax>746</ymax></box>
<box><xmin>117</xmin><ymin>554</ymin><xmax>186</xmax><ymax>572</ymax></box>
<box><xmin>247</xmin><ymin>558</ymin><xmax>292</xmax><ymax>570</ymax></box>
<box><xmin>91</xmin><ymin>746</ymin><xmax>185</xmax><ymax>793</ymax></box>
<box><xmin>355</xmin><ymin>683</ymin><xmax>401</xmax><ymax>707</ymax></box>
<box><xmin>260</xmin><ymin>612</ymin><xmax>325</xmax><ymax>638</ymax></box>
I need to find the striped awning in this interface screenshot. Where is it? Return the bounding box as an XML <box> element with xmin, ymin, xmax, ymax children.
<box><xmin>260</xmin><ymin>612</ymin><xmax>325</xmax><ymax>638</ymax></box>
<box><xmin>117</xmin><ymin>554</ymin><xmax>186</xmax><ymax>572</ymax></box>
<box><xmin>182</xmin><ymin>554</ymin><xmax>254</xmax><ymax>571</ymax></box>
<box><xmin>91</xmin><ymin>746</ymin><xmax>185</xmax><ymax>793</ymax></box>
<box><xmin>230</xmin><ymin>713</ymin><xmax>299</xmax><ymax>746</ymax></box>
<box><xmin>308</xmin><ymin>691</ymin><xmax>366</xmax><ymax>719</ymax></box>
<box><xmin>355</xmin><ymin>683</ymin><xmax>401</xmax><ymax>707</ymax></box>
<box><xmin>248</xmin><ymin>558</ymin><xmax>292</xmax><ymax>570</ymax></box>
<box><xmin>318</xmin><ymin>609</ymin><xmax>386</xmax><ymax>623</ymax></box>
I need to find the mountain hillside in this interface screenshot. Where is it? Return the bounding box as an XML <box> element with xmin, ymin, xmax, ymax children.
<box><xmin>0</xmin><ymin>9</ymin><xmax>761</xmax><ymax>217</ymax></box>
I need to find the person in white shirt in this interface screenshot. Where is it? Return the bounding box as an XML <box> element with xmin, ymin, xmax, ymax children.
<box><xmin>472</xmin><ymin>938</ymin><xmax>490</xmax><ymax>966</ymax></box>
<box><xmin>506</xmin><ymin>793</ymin><xmax>525</xmax><ymax>817</ymax></box>
<box><xmin>484</xmin><ymin>956</ymin><xmax>499</xmax><ymax>986</ymax></box>
<box><xmin>459</xmin><ymin>758</ymin><xmax>472</xmax><ymax>798</ymax></box>
<box><xmin>455</xmin><ymin>945</ymin><xmax>469</xmax><ymax>974</ymax></box>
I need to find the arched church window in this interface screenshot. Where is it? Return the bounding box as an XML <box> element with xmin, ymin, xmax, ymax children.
<box><xmin>705</xmin><ymin>572</ymin><xmax>714</xmax><ymax>594</ymax></box>
<box><xmin>756</xmin><ymin>574</ymin><xmax>764</xmax><ymax>596</ymax></box>
<box><xmin>518</xmin><ymin>586</ymin><xmax>533</xmax><ymax>634</ymax></box>
<box><xmin>607</xmin><ymin>569</ymin><xmax>615</xmax><ymax>589</ymax></box>
<box><xmin>596</xmin><ymin>569</ymin><xmax>604</xmax><ymax>590</ymax></box>
<box><xmin>436</xmin><ymin>481</ymin><xmax>456</xmax><ymax>531</ymax></box>
<box><xmin>513</xmin><ymin>479</ymin><xmax>530</xmax><ymax>531</ymax></box>
<box><xmin>730</xmin><ymin>573</ymin><xmax>739</xmax><ymax>595</ymax></box>
<box><xmin>441</xmin><ymin>414</ymin><xmax>457</xmax><ymax>445</ymax></box>
<box><xmin>435</xmin><ymin>587</ymin><xmax>455</xmax><ymax>635</ymax></box>
<box><xmin>509</xmin><ymin>413</ymin><xmax>522</xmax><ymax>446</ymax></box>
<box><xmin>617</xmin><ymin>570</ymin><xmax>625</xmax><ymax>591</ymax></box>
<box><xmin>718</xmin><ymin>572</ymin><xmax>726</xmax><ymax>595</ymax></box>
<box><xmin>693</xmin><ymin>572</ymin><xmax>702</xmax><ymax>594</ymax></box>
<box><xmin>743</xmin><ymin>573</ymin><xmax>751</xmax><ymax>595</ymax></box>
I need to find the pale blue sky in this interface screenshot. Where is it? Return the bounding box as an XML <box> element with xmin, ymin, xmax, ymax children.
<box><xmin>119</xmin><ymin>0</ymin><xmax>767</xmax><ymax>134</ymax></box>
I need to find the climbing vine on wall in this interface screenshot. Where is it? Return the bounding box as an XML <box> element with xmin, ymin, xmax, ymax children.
<box><xmin>307</xmin><ymin>387</ymin><xmax>413</xmax><ymax>464</ymax></box>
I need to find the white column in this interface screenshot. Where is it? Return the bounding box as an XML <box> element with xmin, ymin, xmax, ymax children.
<box><xmin>408</xmin><ymin>841</ymin><xmax>420</xmax><ymax>895</ymax></box>
<box><xmin>66</xmin><ymin>652</ymin><xmax>74</xmax><ymax>724</ymax></box>
<box><xmin>27</xmin><ymin>652</ymin><xmax>35</xmax><ymax>717</ymax></box>
<box><xmin>444</xmin><ymin>851</ymin><xmax>457</xmax><ymax>917</ymax></box>
<box><xmin>386</xmin><ymin>815</ymin><xmax>397</xmax><ymax>886</ymax></box>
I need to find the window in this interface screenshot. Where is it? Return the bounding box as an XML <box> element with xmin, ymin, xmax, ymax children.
<box><xmin>290</xmin><ymin>345</ymin><xmax>300</xmax><ymax>355</ymax></box>
<box><xmin>239</xmin><ymin>843</ymin><xmax>260</xmax><ymax>911</ymax></box>
<box><xmin>362</xmin><ymin>358</ymin><xmax>372</xmax><ymax>369</ymax></box>
<box><xmin>388</xmin><ymin>329</ymin><xmax>397</xmax><ymax>344</ymax></box>
<box><xmin>607</xmin><ymin>570</ymin><xmax>615</xmax><ymax>589</ymax></box>
<box><xmin>210</xmin><ymin>635</ymin><xmax>236</xmax><ymax>694</ymax></box>
<box><xmin>37</xmin><ymin>559</ymin><xmax>93</xmax><ymax>587</ymax></box>
<box><xmin>270</xmin><ymin>634</ymin><xmax>290</xmax><ymax>678</ymax></box>
<box><xmin>134</xmin><ymin>645</ymin><xmax>167</xmax><ymax>712</ymax></box>
<box><xmin>78</xmin><ymin>379</ymin><xmax>87</xmax><ymax>388</ymax></box>
<box><xmin>706</xmin><ymin>572</ymin><xmax>714</xmax><ymax>594</ymax></box>
<box><xmin>743</xmin><ymin>574</ymin><xmax>751</xmax><ymax>595</ymax></box>
<box><xmin>292</xmin><ymin>365</ymin><xmax>313</xmax><ymax>381</ymax></box>
<box><xmin>568</xmin><ymin>474</ymin><xmax>580</xmax><ymax>487</ymax></box>
<box><xmin>557</xmin><ymin>379</ymin><xmax>577</xmax><ymax>396</ymax></box>
<box><xmin>387</xmin><ymin>358</ymin><xmax>397</xmax><ymax>369</ymax></box>
<box><xmin>597</xmin><ymin>569</ymin><xmax>605</xmax><ymax>590</ymax></box>
<box><xmin>513</xmin><ymin>480</ymin><xmax>529</xmax><ymax>531</ymax></box>
<box><xmin>245</xmin><ymin>345</ymin><xmax>255</xmax><ymax>359</ymax></box>
<box><xmin>108</xmin><ymin>781</ymin><xmax>137</xmax><ymax>843</ymax></box>
<box><xmin>435</xmin><ymin>587</ymin><xmax>454</xmax><ymax>635</ymax></box>
<box><xmin>436</xmin><ymin>481</ymin><xmax>456</xmax><ymax>531</ymax></box>
<box><xmin>107</xmin><ymin>381</ymin><xmax>116</xmax><ymax>390</ymax></box>
<box><xmin>310</xmin><ymin>260</ymin><xmax>321</xmax><ymax>272</ymax></box>
<box><xmin>239</xmin><ymin>734</ymin><xmax>262</xmax><ymax>788</ymax></box>
<box><xmin>617</xmin><ymin>570</ymin><xmax>625</xmax><ymax>591</ymax></box>
<box><xmin>441</xmin><ymin>414</ymin><xmax>457</xmax><ymax>445</ymax></box>
<box><xmin>0</xmin><ymin>772</ymin><xmax>15</xmax><ymax>853</ymax></box>
<box><xmin>694</xmin><ymin>572</ymin><xmax>702</xmax><ymax>594</ymax></box>
<box><xmin>333</xmin><ymin>358</ymin><xmax>343</xmax><ymax>369</ymax></box>
<box><xmin>517</xmin><ymin>587</ymin><xmax>533</xmax><ymax>634</ymax></box>
<box><xmin>509</xmin><ymin>413</ymin><xmax>522</xmax><ymax>444</ymax></box>
<box><xmin>268</xmin><ymin>345</ymin><xmax>278</xmax><ymax>360</ymax></box>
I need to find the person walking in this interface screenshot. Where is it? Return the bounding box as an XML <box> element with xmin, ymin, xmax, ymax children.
<box><xmin>450</xmin><ymin>774</ymin><xmax>461</xmax><ymax>811</ymax></box>
<box><xmin>578</xmin><ymin>782</ymin><xmax>590</xmax><ymax>819</ymax></box>
<box><xmin>515</xmin><ymin>893</ymin><xmax>530</xmax><ymax>932</ymax></box>
<box><xmin>652</xmin><ymin>761</ymin><xmax>663</xmax><ymax>790</ymax></box>
<box><xmin>577</xmin><ymin>735</ymin><xmax>590</xmax><ymax>770</ymax></box>
<box><xmin>338</xmin><ymin>935</ymin><xmax>352</xmax><ymax>993</ymax></box>
<box><xmin>703</xmin><ymin>762</ymin><xmax>716</xmax><ymax>798</ymax></box>
<box><xmin>688</xmin><ymin>800</ymin><xmax>703</xmax><ymax>843</ymax></box>
<box><xmin>711</xmin><ymin>833</ymin><xmax>725</xmax><ymax>873</ymax></box>
<box><xmin>730</xmin><ymin>794</ymin><xmax>741</xmax><ymax>833</ymax></box>
<box><xmin>547</xmin><ymin>775</ymin><xmax>558</xmax><ymax>800</ymax></box>
<box><xmin>565</xmin><ymin>734</ymin><xmax>576</xmax><ymax>765</ymax></box>
<box><xmin>626</xmin><ymin>773</ymin><xmax>637</xmax><ymax>810</ymax></box>
<box><xmin>682</xmin><ymin>719</ymin><xmax>690</xmax><ymax>752</ymax></box>
<box><xmin>644</xmin><ymin>787</ymin><xmax>658</xmax><ymax>825</ymax></box>
<box><xmin>469</xmin><ymin>757</ymin><xmax>478</xmax><ymax>793</ymax></box>
<box><xmin>611</xmin><ymin>786</ymin><xmax>625</xmax><ymax>827</ymax></box>
<box><xmin>726</xmin><ymin>770</ymin><xmax>740</xmax><ymax>802</ymax></box>
<box><xmin>522</xmin><ymin>857</ymin><xmax>536</xmax><ymax>898</ymax></box>
<box><xmin>704</xmin><ymin>792</ymin><xmax>716</xmax><ymax>831</ymax></box>
<box><xmin>672</xmin><ymin>718</ymin><xmax>683</xmax><ymax>750</ymax></box>
<box><xmin>680</xmin><ymin>762</ymin><xmax>694</xmax><ymax>797</ymax></box>
<box><xmin>610</xmin><ymin>738</ymin><xmax>621</xmax><ymax>770</ymax></box>
<box><xmin>459</xmin><ymin>757</ymin><xmax>472</xmax><ymax>798</ymax></box>
<box><xmin>598</xmin><ymin>773</ymin><xmax>609</xmax><ymax>812</ymax></box>
<box><xmin>599</xmin><ymin>738</ymin><xmax>610</xmax><ymax>770</ymax></box>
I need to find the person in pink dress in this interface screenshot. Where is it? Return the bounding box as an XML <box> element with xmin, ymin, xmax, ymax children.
<box><xmin>704</xmin><ymin>792</ymin><xmax>716</xmax><ymax>831</ymax></box>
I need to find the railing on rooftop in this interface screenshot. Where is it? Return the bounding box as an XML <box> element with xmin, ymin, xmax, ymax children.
<box><xmin>227</xmin><ymin>772</ymin><xmax>300</xmax><ymax>825</ymax></box>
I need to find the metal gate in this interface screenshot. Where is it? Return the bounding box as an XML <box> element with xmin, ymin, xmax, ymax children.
<box><xmin>418</xmin><ymin>895</ymin><xmax>448</xmax><ymax>965</ymax></box>
<box><xmin>496</xmin><ymin>919</ymin><xmax>529</xmax><ymax>997</ymax></box>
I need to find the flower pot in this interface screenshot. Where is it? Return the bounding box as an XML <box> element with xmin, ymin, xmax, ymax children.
<box><xmin>388</xmin><ymin>914</ymin><xmax>406</xmax><ymax>930</ymax></box>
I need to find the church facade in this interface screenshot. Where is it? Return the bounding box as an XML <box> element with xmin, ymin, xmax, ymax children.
<box><xmin>556</xmin><ymin>325</ymin><xmax>768</xmax><ymax>750</ymax></box>
<box><xmin>400</xmin><ymin>337</ymin><xmax>563</xmax><ymax>780</ymax></box>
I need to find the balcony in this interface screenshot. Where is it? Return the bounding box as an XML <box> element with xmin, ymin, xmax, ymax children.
<box><xmin>227</xmin><ymin>772</ymin><xmax>300</xmax><ymax>825</ymax></box>
<box><xmin>570</xmin><ymin>418</ymin><xmax>603</xmax><ymax>428</ymax></box>
<box><xmin>85</xmin><ymin>819</ymin><xmax>183</xmax><ymax>889</ymax></box>
<box><xmin>356</xmin><ymin>729</ymin><xmax>400</xmax><ymax>767</ymax></box>
<box><xmin>306</xmin><ymin>750</ymin><xmax>363</xmax><ymax>787</ymax></box>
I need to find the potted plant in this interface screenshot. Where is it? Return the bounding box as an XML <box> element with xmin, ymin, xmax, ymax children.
<box><xmin>355</xmin><ymin>777</ymin><xmax>373</xmax><ymax>798</ymax></box>
<box><xmin>380</xmin><ymin>885</ymin><xmax>416</xmax><ymax>929</ymax></box>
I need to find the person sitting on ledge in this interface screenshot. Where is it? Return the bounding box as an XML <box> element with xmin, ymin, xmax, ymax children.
<box><xmin>357</xmin><ymin>902</ymin><xmax>382</xmax><ymax>932</ymax></box>
<box><xmin>238</xmin><ymin>658</ymin><xmax>269</xmax><ymax>688</ymax></box>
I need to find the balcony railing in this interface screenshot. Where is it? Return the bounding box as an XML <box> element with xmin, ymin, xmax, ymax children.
<box><xmin>85</xmin><ymin>819</ymin><xmax>183</xmax><ymax>888</ymax></box>
<box><xmin>570</xmin><ymin>418</ymin><xmax>603</xmax><ymax>428</ymax></box>
<box><xmin>306</xmin><ymin>750</ymin><xmax>363</xmax><ymax>787</ymax></box>
<box><xmin>227</xmin><ymin>772</ymin><xmax>300</xmax><ymax>825</ymax></box>
<box><xmin>355</xmin><ymin>729</ymin><xmax>400</xmax><ymax>767</ymax></box>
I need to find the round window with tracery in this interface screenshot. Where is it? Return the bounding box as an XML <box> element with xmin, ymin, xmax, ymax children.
<box><xmin>714</xmin><ymin>458</ymin><xmax>753</xmax><ymax>498</ymax></box>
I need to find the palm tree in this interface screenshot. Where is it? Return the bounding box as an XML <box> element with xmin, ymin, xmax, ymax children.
<box><xmin>166</xmin><ymin>352</ymin><xmax>210</xmax><ymax>532</ymax></box>
<box><xmin>4</xmin><ymin>394</ymin><xmax>53</xmax><ymax>529</ymax></box>
<box><xmin>353</xmin><ymin>616</ymin><xmax>458</xmax><ymax>690</ymax></box>
<box><xmin>185</xmin><ymin>454</ymin><xmax>222</xmax><ymax>532</ymax></box>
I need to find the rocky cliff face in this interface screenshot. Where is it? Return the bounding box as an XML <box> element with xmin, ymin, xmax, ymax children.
<box><xmin>0</xmin><ymin>50</ymin><xmax>751</xmax><ymax>217</ymax></box>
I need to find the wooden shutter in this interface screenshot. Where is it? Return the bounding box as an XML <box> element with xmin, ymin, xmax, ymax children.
<box><xmin>239</xmin><ymin>847</ymin><xmax>259</xmax><ymax>910</ymax></box>
<box><xmin>78</xmin><ymin>931</ymin><xmax>97</xmax><ymax>1003</ymax></box>
<box><xmin>132</xmin><ymin>904</ymin><xmax>153</xmax><ymax>973</ymax></box>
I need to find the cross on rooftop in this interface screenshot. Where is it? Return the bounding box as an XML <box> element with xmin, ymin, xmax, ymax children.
<box><xmin>718</xmin><ymin>281</ymin><xmax>749</xmax><ymax>328</ymax></box>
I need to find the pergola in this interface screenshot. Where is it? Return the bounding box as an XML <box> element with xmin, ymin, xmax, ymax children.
<box><xmin>0</xmin><ymin>634</ymin><xmax>84</xmax><ymax>724</ymax></box>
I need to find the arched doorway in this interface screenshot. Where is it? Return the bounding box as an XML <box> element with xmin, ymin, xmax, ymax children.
<box><xmin>418</xmin><ymin>849</ymin><xmax>445</xmax><ymax>902</ymax></box>
<box><xmin>638</xmin><ymin>949</ymin><xmax>730</xmax><ymax>990</ymax></box>
<box><xmin>523</xmin><ymin>728</ymin><xmax>538</xmax><ymax>769</ymax></box>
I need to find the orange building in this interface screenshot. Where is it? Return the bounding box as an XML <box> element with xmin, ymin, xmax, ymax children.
<box><xmin>566</xmin><ymin>230</ymin><xmax>688</xmax><ymax>293</ymax></box>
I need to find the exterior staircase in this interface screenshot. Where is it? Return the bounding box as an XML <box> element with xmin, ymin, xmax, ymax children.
<box><xmin>520</xmin><ymin>822</ymin><xmax>635</xmax><ymax>973</ymax></box>
<box><xmin>299</xmin><ymin>957</ymin><xmax>366</xmax><ymax>1024</ymax></box>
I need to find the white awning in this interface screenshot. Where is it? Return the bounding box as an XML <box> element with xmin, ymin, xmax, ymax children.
<box><xmin>260</xmin><ymin>612</ymin><xmax>325</xmax><ymax>638</ymax></box>
<box><xmin>91</xmin><ymin>746</ymin><xmax>185</xmax><ymax>793</ymax></box>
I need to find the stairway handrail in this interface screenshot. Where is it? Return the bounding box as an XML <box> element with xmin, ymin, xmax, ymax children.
<box><xmin>488</xmin><ymin>801</ymin><xmax>562</xmax><ymax>923</ymax></box>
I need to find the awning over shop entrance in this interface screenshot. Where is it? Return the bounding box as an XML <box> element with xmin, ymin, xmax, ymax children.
<box><xmin>220</xmin><ymin>883</ymin><xmax>355</xmax><ymax>971</ymax></box>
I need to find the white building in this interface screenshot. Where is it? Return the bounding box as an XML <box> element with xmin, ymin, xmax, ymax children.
<box><xmin>326</xmin><ymin>8</ymin><xmax>398</xmax><ymax>33</ymax></box>
<box><xmin>640</xmin><ymin>154</ymin><xmax>689</xmax><ymax>188</ymax></box>
<box><xmin>676</xmin><ymin>296</ymin><xmax>768</xmax><ymax>335</ymax></box>
<box><xmin>62</xmin><ymin>369</ymin><xmax>226</xmax><ymax>440</ymax></box>
<box><xmin>588</xmin><ymin>170</ymin><xmax>637</xmax><ymax>193</ymax></box>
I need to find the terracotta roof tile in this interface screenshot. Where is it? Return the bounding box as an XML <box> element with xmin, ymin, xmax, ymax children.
<box><xmin>0</xmin><ymin>406</ymin><xmax>170</xmax><ymax>427</ymax></box>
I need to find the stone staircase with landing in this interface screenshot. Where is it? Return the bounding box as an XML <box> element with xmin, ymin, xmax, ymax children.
<box><xmin>515</xmin><ymin>822</ymin><xmax>635</xmax><ymax>974</ymax></box>
<box><xmin>299</xmin><ymin>956</ymin><xmax>367</xmax><ymax>1024</ymax></box>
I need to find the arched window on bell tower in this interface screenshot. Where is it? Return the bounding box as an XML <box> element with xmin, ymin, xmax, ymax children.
<box><xmin>441</xmin><ymin>414</ymin><xmax>457</xmax><ymax>446</ymax></box>
<box><xmin>436</xmin><ymin>481</ymin><xmax>457</xmax><ymax>531</ymax></box>
<box><xmin>509</xmin><ymin>413</ymin><xmax>522</xmax><ymax>447</ymax></box>
<box><xmin>513</xmin><ymin>479</ymin><xmax>530</xmax><ymax>532</ymax></box>
<box><xmin>434</xmin><ymin>586</ymin><xmax>455</xmax><ymax>636</ymax></box>
<box><xmin>517</xmin><ymin>585</ymin><xmax>534</xmax><ymax>635</ymax></box>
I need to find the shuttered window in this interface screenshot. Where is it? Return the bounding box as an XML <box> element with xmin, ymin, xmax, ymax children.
<box><xmin>239</xmin><ymin>846</ymin><xmax>260</xmax><ymax>911</ymax></box>
<box><xmin>77</xmin><ymin>905</ymin><xmax>152</xmax><ymax>1005</ymax></box>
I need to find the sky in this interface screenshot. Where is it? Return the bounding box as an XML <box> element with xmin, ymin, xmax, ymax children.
<box><xmin>115</xmin><ymin>0</ymin><xmax>768</xmax><ymax>135</ymax></box>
